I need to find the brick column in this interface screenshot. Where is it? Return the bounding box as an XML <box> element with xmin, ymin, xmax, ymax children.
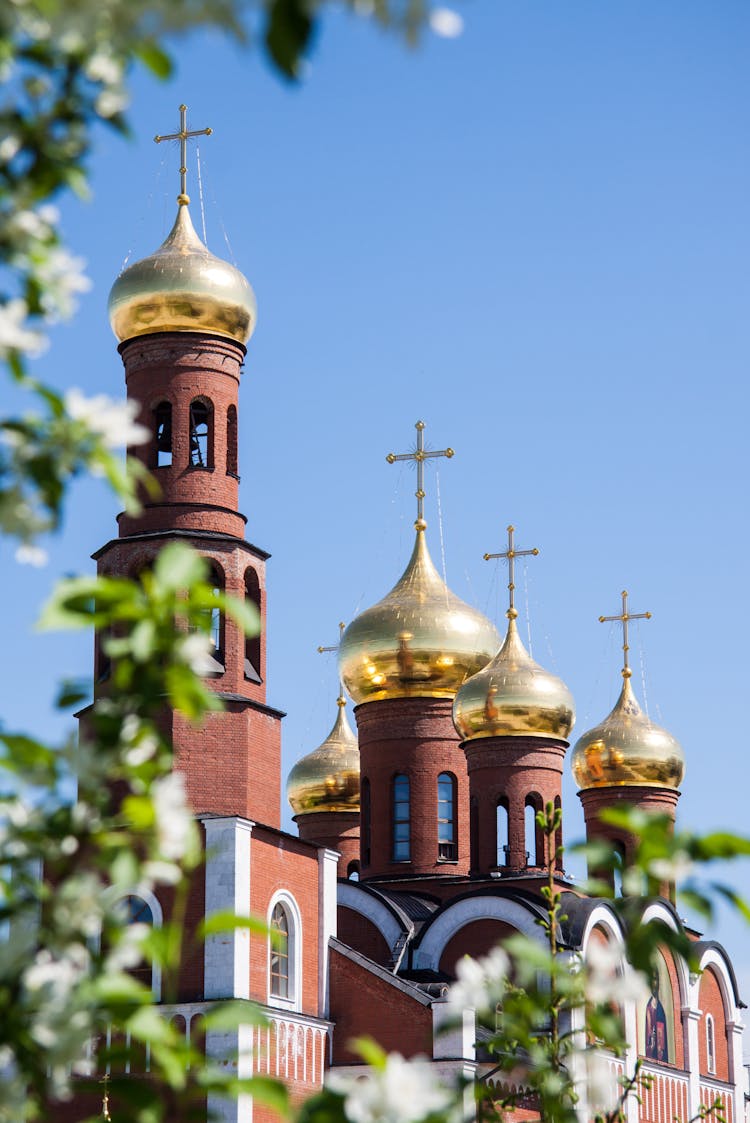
<box><xmin>578</xmin><ymin>785</ymin><xmax>680</xmax><ymax>898</ymax></box>
<box><xmin>463</xmin><ymin>736</ymin><xmax>567</xmax><ymax>875</ymax></box>
<box><xmin>295</xmin><ymin>811</ymin><xmax>360</xmax><ymax>877</ymax></box>
<box><xmin>355</xmin><ymin>697</ymin><xmax>469</xmax><ymax>880</ymax></box>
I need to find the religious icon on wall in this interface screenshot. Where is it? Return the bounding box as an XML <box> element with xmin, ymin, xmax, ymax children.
<box><xmin>638</xmin><ymin>951</ymin><xmax>674</xmax><ymax>1064</ymax></box>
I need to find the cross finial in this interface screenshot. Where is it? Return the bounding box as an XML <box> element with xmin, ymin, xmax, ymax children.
<box><xmin>599</xmin><ymin>590</ymin><xmax>652</xmax><ymax>679</ymax></box>
<box><xmin>155</xmin><ymin>104</ymin><xmax>212</xmax><ymax>206</ymax></box>
<box><xmin>101</xmin><ymin>1073</ymin><xmax>111</xmax><ymax>1122</ymax></box>
<box><xmin>483</xmin><ymin>525</ymin><xmax>539</xmax><ymax>620</ymax></box>
<box><xmin>386</xmin><ymin>420</ymin><xmax>454</xmax><ymax>530</ymax></box>
<box><xmin>318</xmin><ymin>622</ymin><xmax>347</xmax><ymax>705</ymax></box>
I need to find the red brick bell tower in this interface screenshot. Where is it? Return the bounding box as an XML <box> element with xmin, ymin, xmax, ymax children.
<box><xmin>95</xmin><ymin>137</ymin><xmax>284</xmax><ymax>826</ymax></box>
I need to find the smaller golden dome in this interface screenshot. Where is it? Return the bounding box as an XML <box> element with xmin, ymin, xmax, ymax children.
<box><xmin>339</xmin><ymin>528</ymin><xmax>500</xmax><ymax>704</ymax></box>
<box><xmin>108</xmin><ymin>202</ymin><xmax>256</xmax><ymax>345</ymax></box>
<box><xmin>453</xmin><ymin>614</ymin><xmax>575</xmax><ymax>742</ymax></box>
<box><xmin>571</xmin><ymin>673</ymin><xmax>685</xmax><ymax>791</ymax></box>
<box><xmin>287</xmin><ymin>697</ymin><xmax>360</xmax><ymax>816</ymax></box>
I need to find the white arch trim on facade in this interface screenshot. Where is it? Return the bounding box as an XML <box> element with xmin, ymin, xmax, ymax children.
<box><xmin>579</xmin><ymin>903</ymin><xmax>626</xmax><ymax>954</ymax></box>
<box><xmin>267</xmin><ymin>890</ymin><xmax>303</xmax><ymax>1013</ymax></box>
<box><xmin>412</xmin><ymin>895</ymin><xmax>545</xmax><ymax>972</ymax></box>
<box><xmin>337</xmin><ymin>882</ymin><xmax>406</xmax><ymax>953</ymax></box>
<box><xmin>640</xmin><ymin>900</ymin><xmax>691</xmax><ymax>1009</ymax></box>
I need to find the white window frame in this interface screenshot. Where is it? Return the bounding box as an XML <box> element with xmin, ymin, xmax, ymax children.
<box><xmin>267</xmin><ymin>891</ymin><xmax>302</xmax><ymax>1012</ymax></box>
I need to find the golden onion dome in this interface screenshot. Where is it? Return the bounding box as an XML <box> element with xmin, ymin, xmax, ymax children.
<box><xmin>453</xmin><ymin>613</ymin><xmax>575</xmax><ymax>743</ymax></box>
<box><xmin>339</xmin><ymin>527</ymin><xmax>500</xmax><ymax>704</ymax></box>
<box><xmin>571</xmin><ymin>672</ymin><xmax>685</xmax><ymax>791</ymax></box>
<box><xmin>287</xmin><ymin>697</ymin><xmax>360</xmax><ymax>816</ymax></box>
<box><xmin>108</xmin><ymin>201</ymin><xmax>256</xmax><ymax>346</ymax></box>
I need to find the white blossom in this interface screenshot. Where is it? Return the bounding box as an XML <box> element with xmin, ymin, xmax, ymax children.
<box><xmin>584</xmin><ymin>940</ymin><xmax>648</xmax><ymax>1007</ymax></box>
<box><xmin>84</xmin><ymin>51</ymin><xmax>123</xmax><ymax>86</ymax></box>
<box><xmin>36</xmin><ymin>247</ymin><xmax>91</xmax><ymax>320</ymax></box>
<box><xmin>0</xmin><ymin>134</ymin><xmax>21</xmax><ymax>162</ymax></box>
<box><xmin>96</xmin><ymin>88</ymin><xmax>130</xmax><ymax>119</ymax></box>
<box><xmin>429</xmin><ymin>7</ymin><xmax>464</xmax><ymax>38</ymax></box>
<box><xmin>64</xmin><ymin>388</ymin><xmax>149</xmax><ymax>448</ymax></box>
<box><xmin>328</xmin><ymin>1053</ymin><xmax>453</xmax><ymax>1123</ymax></box>
<box><xmin>585</xmin><ymin>1049</ymin><xmax>619</xmax><ymax>1114</ymax></box>
<box><xmin>14</xmin><ymin>543</ymin><xmax>49</xmax><ymax>567</ymax></box>
<box><xmin>446</xmin><ymin>945</ymin><xmax>508</xmax><ymax>1014</ymax></box>
<box><xmin>0</xmin><ymin>299</ymin><xmax>47</xmax><ymax>357</ymax></box>
<box><xmin>648</xmin><ymin>851</ymin><xmax>694</xmax><ymax>884</ymax></box>
<box><xmin>152</xmin><ymin>772</ymin><xmax>194</xmax><ymax>860</ymax></box>
<box><xmin>179</xmin><ymin>631</ymin><xmax>217</xmax><ymax>674</ymax></box>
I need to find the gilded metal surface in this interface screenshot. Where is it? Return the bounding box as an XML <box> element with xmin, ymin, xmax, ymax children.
<box><xmin>599</xmin><ymin>590</ymin><xmax>652</xmax><ymax>676</ymax></box>
<box><xmin>108</xmin><ymin>204</ymin><xmax>257</xmax><ymax>345</ymax></box>
<box><xmin>338</xmin><ymin>529</ymin><xmax>500</xmax><ymax>704</ymax></box>
<box><xmin>453</xmin><ymin>616</ymin><xmax>575</xmax><ymax>742</ymax></box>
<box><xmin>154</xmin><ymin>103</ymin><xmax>212</xmax><ymax>201</ymax></box>
<box><xmin>571</xmin><ymin>675</ymin><xmax>685</xmax><ymax>790</ymax></box>
<box><xmin>483</xmin><ymin>524</ymin><xmax>539</xmax><ymax>616</ymax></box>
<box><xmin>287</xmin><ymin>698</ymin><xmax>360</xmax><ymax>815</ymax></box>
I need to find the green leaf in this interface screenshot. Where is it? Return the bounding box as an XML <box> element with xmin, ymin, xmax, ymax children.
<box><xmin>135</xmin><ymin>41</ymin><xmax>173</xmax><ymax>79</ymax></box>
<box><xmin>154</xmin><ymin>542</ymin><xmax>206</xmax><ymax>592</ymax></box>
<box><xmin>349</xmin><ymin>1035</ymin><xmax>386</xmax><ymax>1069</ymax></box>
<box><xmin>201</xmin><ymin>1000</ymin><xmax>268</xmax><ymax>1031</ymax></box>
<box><xmin>265</xmin><ymin>0</ymin><xmax>313</xmax><ymax>79</ymax></box>
<box><xmin>200</xmin><ymin>910</ymin><xmax>270</xmax><ymax>938</ymax></box>
<box><xmin>127</xmin><ymin>1004</ymin><xmax>176</xmax><ymax>1045</ymax></box>
<box><xmin>230</xmin><ymin>1075</ymin><xmax>289</xmax><ymax>1115</ymax></box>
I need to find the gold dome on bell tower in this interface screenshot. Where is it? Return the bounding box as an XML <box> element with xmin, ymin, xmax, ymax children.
<box><xmin>287</xmin><ymin>694</ymin><xmax>360</xmax><ymax>816</ymax></box>
<box><xmin>571</xmin><ymin>591</ymin><xmax>685</xmax><ymax>790</ymax></box>
<box><xmin>338</xmin><ymin>422</ymin><xmax>500</xmax><ymax>704</ymax></box>
<box><xmin>108</xmin><ymin>105</ymin><xmax>256</xmax><ymax>346</ymax></box>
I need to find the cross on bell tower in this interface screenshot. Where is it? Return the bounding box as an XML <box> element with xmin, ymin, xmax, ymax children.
<box><xmin>599</xmin><ymin>589</ymin><xmax>652</xmax><ymax>679</ymax></box>
<box><xmin>155</xmin><ymin>103</ymin><xmax>212</xmax><ymax>205</ymax></box>
<box><xmin>483</xmin><ymin>525</ymin><xmax>539</xmax><ymax>621</ymax></box>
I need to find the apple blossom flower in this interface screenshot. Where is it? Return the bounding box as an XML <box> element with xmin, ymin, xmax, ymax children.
<box><xmin>64</xmin><ymin>388</ymin><xmax>149</xmax><ymax>448</ymax></box>
<box><xmin>328</xmin><ymin>1053</ymin><xmax>453</xmax><ymax>1123</ymax></box>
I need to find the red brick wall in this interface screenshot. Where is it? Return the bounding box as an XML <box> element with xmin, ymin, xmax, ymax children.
<box><xmin>329</xmin><ymin>946</ymin><xmax>432</xmax><ymax>1063</ymax></box>
<box><xmin>438</xmin><ymin>918</ymin><xmax>516</xmax><ymax>976</ymax></box>
<box><xmin>698</xmin><ymin>968</ymin><xmax>730</xmax><ymax>1081</ymax></box>
<box><xmin>296</xmin><ymin>811</ymin><xmax>360</xmax><ymax>876</ymax></box>
<box><xmin>579</xmin><ymin>787</ymin><xmax>679</xmax><ymax>900</ymax></box>
<box><xmin>249</xmin><ymin>827</ymin><xmax>321</xmax><ymax>1016</ymax></box>
<box><xmin>356</xmin><ymin>698</ymin><xmax>469</xmax><ymax>879</ymax></box>
<box><xmin>464</xmin><ymin>737</ymin><xmax>566</xmax><ymax>874</ymax></box>
<box><xmin>119</xmin><ymin>333</ymin><xmax>246</xmax><ymax>538</ymax></box>
<box><xmin>337</xmin><ymin>907</ymin><xmax>392</xmax><ymax>967</ymax></box>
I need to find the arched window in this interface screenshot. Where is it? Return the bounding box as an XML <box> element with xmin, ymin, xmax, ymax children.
<box><xmin>437</xmin><ymin>772</ymin><xmax>457</xmax><ymax>861</ymax></box>
<box><xmin>153</xmin><ymin>401</ymin><xmax>172</xmax><ymax>467</ymax></box>
<box><xmin>706</xmin><ymin>1014</ymin><xmax>716</xmax><ymax>1074</ymax></box>
<box><xmin>207</xmin><ymin>565</ymin><xmax>224</xmax><ymax>666</ymax></box>
<box><xmin>392</xmin><ymin>774</ymin><xmax>410</xmax><ymax>862</ymax></box>
<box><xmin>613</xmin><ymin>841</ymin><xmax>626</xmax><ymax>897</ymax></box>
<box><xmin>270</xmin><ymin>904</ymin><xmax>290</xmax><ymax>999</ymax></box>
<box><xmin>267</xmin><ymin>894</ymin><xmax>301</xmax><ymax>1010</ymax></box>
<box><xmin>226</xmin><ymin>405</ymin><xmax>238</xmax><ymax>477</ymax></box>
<box><xmin>554</xmin><ymin>795</ymin><xmax>563</xmax><ymax>871</ymax></box>
<box><xmin>244</xmin><ymin>567</ymin><xmax>262</xmax><ymax>683</ymax></box>
<box><xmin>361</xmin><ymin>778</ymin><xmax>371</xmax><ymax>868</ymax></box>
<box><xmin>189</xmin><ymin>399</ymin><xmax>213</xmax><ymax>468</ymax></box>
<box><xmin>496</xmin><ymin>800</ymin><xmax>509</xmax><ymax>866</ymax></box>
<box><xmin>347</xmin><ymin>861</ymin><xmax>360</xmax><ymax>881</ymax></box>
<box><xmin>525</xmin><ymin>796</ymin><xmax>542</xmax><ymax>866</ymax></box>
<box><xmin>115</xmin><ymin>890</ymin><xmax>162</xmax><ymax>999</ymax></box>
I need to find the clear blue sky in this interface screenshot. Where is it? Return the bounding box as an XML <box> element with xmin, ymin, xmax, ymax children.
<box><xmin>4</xmin><ymin>0</ymin><xmax>750</xmax><ymax>1007</ymax></box>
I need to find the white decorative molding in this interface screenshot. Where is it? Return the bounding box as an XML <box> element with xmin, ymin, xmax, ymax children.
<box><xmin>413</xmin><ymin>896</ymin><xmax>544</xmax><ymax>971</ymax></box>
<box><xmin>203</xmin><ymin>817</ymin><xmax>254</xmax><ymax>1000</ymax></box>
<box><xmin>318</xmin><ymin>848</ymin><xmax>339</xmax><ymax>1017</ymax></box>
<box><xmin>267</xmin><ymin>890</ymin><xmax>303</xmax><ymax>1012</ymax></box>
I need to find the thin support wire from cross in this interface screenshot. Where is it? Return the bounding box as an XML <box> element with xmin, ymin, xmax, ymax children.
<box><xmin>318</xmin><ymin>622</ymin><xmax>347</xmax><ymax>704</ymax></box>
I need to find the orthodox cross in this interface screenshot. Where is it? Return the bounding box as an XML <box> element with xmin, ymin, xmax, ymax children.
<box><xmin>154</xmin><ymin>104</ymin><xmax>212</xmax><ymax>203</ymax></box>
<box><xmin>318</xmin><ymin>622</ymin><xmax>347</xmax><ymax>705</ymax></box>
<box><xmin>100</xmin><ymin>1073</ymin><xmax>111</xmax><ymax>1122</ymax></box>
<box><xmin>386</xmin><ymin>420</ymin><xmax>454</xmax><ymax>529</ymax></box>
<box><xmin>599</xmin><ymin>590</ymin><xmax>651</xmax><ymax>679</ymax></box>
<box><xmin>484</xmin><ymin>525</ymin><xmax>539</xmax><ymax>620</ymax></box>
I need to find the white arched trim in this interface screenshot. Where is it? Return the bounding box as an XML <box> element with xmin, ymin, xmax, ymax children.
<box><xmin>697</xmin><ymin>947</ymin><xmax>741</xmax><ymax>1023</ymax></box>
<box><xmin>267</xmin><ymin>890</ymin><xmax>303</xmax><ymax>1012</ymax></box>
<box><xmin>413</xmin><ymin>896</ymin><xmax>544</xmax><ymax>971</ymax></box>
<box><xmin>337</xmin><ymin>883</ymin><xmax>406</xmax><ymax>952</ymax></box>
<box><xmin>580</xmin><ymin>904</ymin><xmax>626</xmax><ymax>954</ymax></box>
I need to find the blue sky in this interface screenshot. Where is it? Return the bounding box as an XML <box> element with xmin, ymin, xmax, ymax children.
<box><xmin>5</xmin><ymin>1</ymin><xmax>750</xmax><ymax>1006</ymax></box>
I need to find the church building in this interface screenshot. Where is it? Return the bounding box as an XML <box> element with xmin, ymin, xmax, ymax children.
<box><xmin>77</xmin><ymin>112</ymin><xmax>745</xmax><ymax>1123</ymax></box>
